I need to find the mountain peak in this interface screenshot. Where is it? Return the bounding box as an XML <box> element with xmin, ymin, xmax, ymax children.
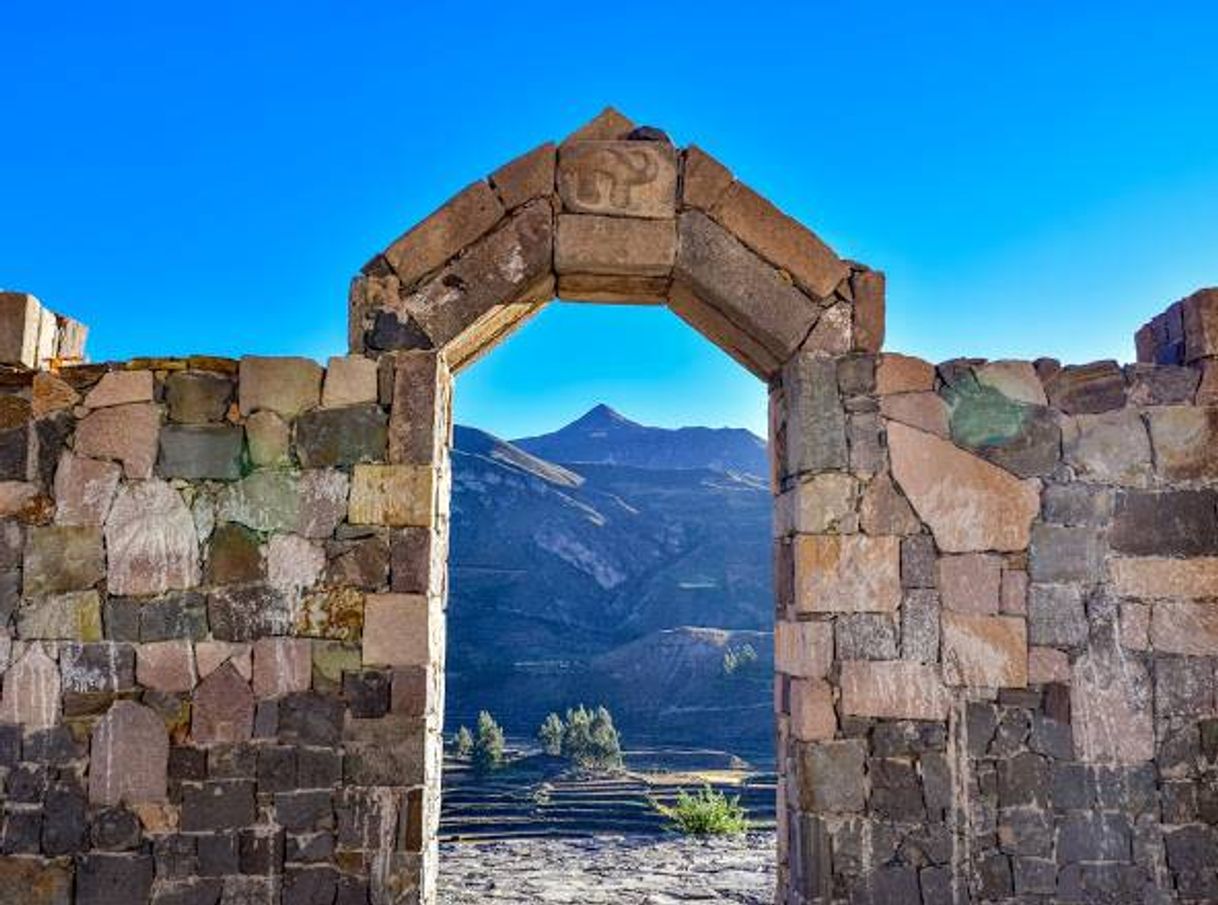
<box><xmin>570</xmin><ymin>403</ymin><xmax>633</xmax><ymax>429</ymax></box>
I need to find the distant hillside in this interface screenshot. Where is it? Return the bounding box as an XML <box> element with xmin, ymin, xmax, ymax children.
<box><xmin>446</xmin><ymin>406</ymin><xmax>774</xmax><ymax>758</ymax></box>
<box><xmin>513</xmin><ymin>404</ymin><xmax>768</xmax><ymax>475</ymax></box>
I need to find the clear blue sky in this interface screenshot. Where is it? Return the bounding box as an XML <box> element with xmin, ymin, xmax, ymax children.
<box><xmin>3</xmin><ymin>3</ymin><xmax>1216</xmax><ymax>438</ymax></box>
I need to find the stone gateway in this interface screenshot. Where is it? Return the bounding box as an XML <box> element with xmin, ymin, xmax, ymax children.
<box><xmin>0</xmin><ymin>107</ymin><xmax>1216</xmax><ymax>903</ymax></box>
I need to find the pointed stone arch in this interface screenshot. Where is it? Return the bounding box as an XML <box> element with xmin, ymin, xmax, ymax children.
<box><xmin>349</xmin><ymin>107</ymin><xmax>886</xmax><ymax>378</ymax></box>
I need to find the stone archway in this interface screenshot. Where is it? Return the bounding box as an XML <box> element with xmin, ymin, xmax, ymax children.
<box><xmin>349</xmin><ymin>107</ymin><xmax>885</xmax><ymax>902</ymax></box>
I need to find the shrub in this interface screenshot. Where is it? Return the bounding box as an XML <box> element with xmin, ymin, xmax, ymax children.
<box><xmin>722</xmin><ymin>643</ymin><xmax>758</xmax><ymax>676</ymax></box>
<box><xmin>538</xmin><ymin>712</ymin><xmax>565</xmax><ymax>756</ymax></box>
<box><xmin>452</xmin><ymin>726</ymin><xmax>473</xmax><ymax>758</ymax></box>
<box><xmin>655</xmin><ymin>785</ymin><xmax>750</xmax><ymax>836</ymax></box>
<box><xmin>472</xmin><ymin>710</ymin><xmax>505</xmax><ymax>772</ymax></box>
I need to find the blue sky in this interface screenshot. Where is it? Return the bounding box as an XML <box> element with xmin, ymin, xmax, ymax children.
<box><xmin>2</xmin><ymin>3</ymin><xmax>1216</xmax><ymax>438</ymax></box>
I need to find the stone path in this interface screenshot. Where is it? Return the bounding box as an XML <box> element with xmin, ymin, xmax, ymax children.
<box><xmin>438</xmin><ymin>833</ymin><xmax>776</xmax><ymax>903</ymax></box>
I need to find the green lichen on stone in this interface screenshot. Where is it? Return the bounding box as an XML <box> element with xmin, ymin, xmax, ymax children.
<box><xmin>944</xmin><ymin>373</ymin><xmax>1033</xmax><ymax>449</ymax></box>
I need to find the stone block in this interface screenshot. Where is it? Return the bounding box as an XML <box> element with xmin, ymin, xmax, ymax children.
<box><xmin>491</xmin><ymin>142</ymin><xmax>556</xmax><ymax>210</ymax></box>
<box><xmin>793</xmin><ymin>534</ymin><xmax>901</xmax><ymax>613</ymax></box>
<box><xmin>674</xmin><ymin>211</ymin><xmax>821</xmax><ymax>366</ymax></box>
<box><xmin>1110</xmin><ymin>489</ymin><xmax>1218</xmax><ymax>556</ymax></box>
<box><xmin>941</xmin><ymin>612</ymin><xmax>1027</xmax><ymax>687</ymax></box>
<box><xmin>773</xmin><ymin>619</ymin><xmax>833</xmax><ymax>679</ymax></box>
<box><xmin>875</xmin><ymin>354</ymin><xmax>935</xmax><ymax>395</ymax></box>
<box><xmin>1027</xmin><ymin>584</ymin><xmax>1087</xmax><ymax>648</ymax></box>
<box><xmin>1062</xmin><ymin>410</ymin><xmax>1153</xmax><ymax>485</ymax></box>
<box><xmin>975</xmin><ymin>360</ymin><xmax>1048</xmax><ymax>405</ymax></box>
<box><xmin>343</xmin><ymin>669</ymin><xmax>391</xmax><ymax>718</ymax></box>
<box><xmin>387</xmin><ymin>351</ymin><xmax>446</xmax><ymax>465</ymax></box>
<box><xmin>556</xmin><ymin>272</ymin><xmax>668</xmax><ymax>303</ymax></box>
<box><xmin>296</xmin><ymin>587</ymin><xmax>364</xmax><ymax>642</ymax></box>
<box><xmin>61</xmin><ymin>641</ymin><xmax>135</xmax><ymax>692</ymax></box>
<box><xmin>1111</xmin><ymin>556</ymin><xmax>1218</xmax><ymax>599</ymax></box>
<box><xmin>0</xmin><ymin>292</ymin><xmax>52</xmax><ymax>369</ymax></box>
<box><xmin>859</xmin><ymin>474</ymin><xmax>921</xmax><ymax>536</ymax></box>
<box><xmin>53</xmin><ymin>451</ymin><xmax>121</xmax><ymax>526</ymax></box>
<box><xmin>1071</xmin><ymin>637</ymin><xmax>1154</xmax><ymax>765</ymax></box>
<box><xmin>801</xmin><ymin>300</ymin><xmax>852</xmax><ymax>355</ymax></box>
<box><xmin>383</xmin><ymin>200</ymin><xmax>552</xmax><ymax>350</ymax></box>
<box><xmin>84</xmin><ymin>370</ymin><xmax>154</xmax><ymax>408</ymax></box>
<box><xmin>938</xmin><ymin>553</ymin><xmax>1002</xmax><ymax>614</ymax></box>
<box><xmin>294</xmin><ymin>404</ymin><xmax>387</xmax><ymax>468</ymax></box>
<box><xmin>880</xmin><ymin>391</ymin><xmax>949</xmax><ymax>437</ymax></box>
<box><xmin>1183</xmin><ymin>287</ymin><xmax>1218</xmax><ymax>363</ymax></box>
<box><xmin>191</xmin><ymin>662</ymin><xmax>255</xmax><ymax>745</ymax></box>
<box><xmin>207</xmin><ymin>584</ymin><xmax>289</xmax><ymax>641</ymax></box>
<box><xmin>298</xmin><ymin>469</ymin><xmax>350</xmax><ymax>538</ymax></box>
<box><xmin>711</xmin><ymin>180</ymin><xmax>848</xmax><ymax>299</ymax></box>
<box><xmin>267</xmin><ymin>533</ymin><xmax>324</xmax><ymax>594</ymax></box>
<box><xmin>252</xmin><ymin>638</ymin><xmax>312</xmax><ymax>699</ymax></box>
<box><xmin>24</xmin><ymin>524</ymin><xmax>104</xmax><ymax>595</ymax></box>
<box><xmin>244</xmin><ymin>410</ymin><xmax>290</xmax><ymax>466</ymax></box>
<box><xmin>158</xmin><ymin>424</ymin><xmax>243</xmax><ymax>480</ymax></box>
<box><xmin>74</xmin><ymin>401</ymin><xmax>161</xmax><ymax>479</ymax></box>
<box><xmin>165</xmin><ymin>370</ymin><xmax>233</xmax><ymax>423</ymax></box>
<box><xmin>32</xmin><ymin>371</ymin><xmax>80</xmax><ymax>418</ymax></box>
<box><xmin>362</xmin><ymin>593</ymin><xmax>440</xmax><ymax>668</ymax></box>
<box><xmin>137</xmin><ymin>641</ymin><xmax>196</xmax><ymax>693</ymax></box>
<box><xmin>1156</xmin><ymin>656</ymin><xmax>1215</xmax><ymax>716</ymax></box>
<box><xmin>1148</xmin><ymin>405</ymin><xmax>1218</xmax><ymax>480</ymax></box>
<box><xmin>75</xmin><ymin>853</ymin><xmax>154</xmax><ymax>905</ymax></box>
<box><xmin>901</xmin><ymin>535</ymin><xmax>937</xmax><ymax>588</ymax></box>
<box><xmin>1027</xmin><ymin>646</ymin><xmax>1070</xmax><ymax>684</ymax></box>
<box><xmin>901</xmin><ymin>589</ymin><xmax>940</xmax><ymax>662</ymax></box>
<box><xmin>0</xmin><ymin>644</ymin><xmax>61</xmax><ymax>728</ymax></box>
<box><xmin>681</xmin><ymin>145</ymin><xmax>733</xmax><ymax>212</ymax></box>
<box><xmin>1028</xmin><ymin>524</ymin><xmax>1105</xmax><ymax>584</ymax></box>
<box><xmin>343</xmin><ymin>714</ymin><xmax>426</xmax><ymax>786</ymax></box>
<box><xmin>349</xmin><ymin>464</ymin><xmax>434</xmax><ymax>527</ymax></box>
<box><xmin>18</xmin><ymin>589</ymin><xmax>103</xmax><ymax>640</ymax></box>
<box><xmin>782</xmin><ymin>354</ymin><xmax>848</xmax><ymax>476</ymax></box>
<box><xmin>180</xmin><ymin>781</ymin><xmax>256</xmax><ymax>832</ymax></box>
<box><xmin>788</xmin><ymin>677</ymin><xmax>836</xmax><ymax>742</ymax></box>
<box><xmin>382</xmin><ymin>180</ymin><xmax>505</xmax><ymax>288</ymax></box>
<box><xmin>1000</xmin><ymin>568</ymin><xmax>1028</xmax><ymax>615</ymax></box>
<box><xmin>195</xmin><ymin>641</ymin><xmax>252</xmax><ymax>681</ymax></box>
<box><xmin>238</xmin><ymin>356</ymin><xmax>322</xmax><ymax>418</ymax></box>
<box><xmin>1150</xmin><ymin>602</ymin><xmax>1218</xmax><ymax>655</ymax></box>
<box><xmin>840</xmin><ymin>660</ymin><xmax>950</xmax><ymax>720</ymax></box>
<box><xmin>795</xmin><ymin>739</ymin><xmax>865</xmax><ymax>812</ymax></box>
<box><xmin>889</xmin><ymin>421</ymin><xmax>1040</xmax><ymax>553</ymax></box>
<box><xmin>216</xmin><ymin>470</ymin><xmax>300</xmax><ymax>533</ymax></box>
<box><xmin>206</xmin><ymin>523</ymin><xmax>265</xmax><ymax>585</ymax></box>
<box><xmin>554</xmin><ymin>214</ymin><xmax>675</xmax><ymax>276</ymax></box>
<box><xmin>780</xmin><ymin>473</ymin><xmax>857</xmax><ymax>534</ymax></box>
<box><xmin>834</xmin><ymin>613</ymin><xmax>898</xmax><ymax>659</ymax></box>
<box><xmin>850</xmin><ymin>269</ymin><xmax>885</xmax><ymax>354</ymax></box>
<box><xmin>1045</xmin><ymin>361</ymin><xmax>1127</xmax><ymax>414</ymax></box>
<box><xmin>89</xmin><ymin>701</ymin><xmax>169</xmax><ymax>805</ymax></box>
<box><xmin>1125</xmin><ymin>363</ymin><xmax>1200</xmax><ymax>405</ymax></box>
<box><xmin>557</xmin><ymin>140</ymin><xmax>676</xmax><ymax>218</ymax></box>
<box><xmin>322</xmin><ymin>355</ymin><xmax>378</xmax><ymax>408</ymax></box>
<box><xmin>106</xmin><ymin>480</ymin><xmax>199</xmax><ymax>595</ymax></box>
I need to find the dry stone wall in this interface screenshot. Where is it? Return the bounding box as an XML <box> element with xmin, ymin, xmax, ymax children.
<box><xmin>1</xmin><ymin>107</ymin><xmax>1217</xmax><ymax>904</ymax></box>
<box><xmin>0</xmin><ymin>351</ymin><xmax>452</xmax><ymax>904</ymax></box>
<box><xmin>773</xmin><ymin>311</ymin><xmax>1218</xmax><ymax>904</ymax></box>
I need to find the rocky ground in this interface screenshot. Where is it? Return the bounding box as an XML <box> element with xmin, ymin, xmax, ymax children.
<box><xmin>438</xmin><ymin>832</ymin><xmax>776</xmax><ymax>903</ymax></box>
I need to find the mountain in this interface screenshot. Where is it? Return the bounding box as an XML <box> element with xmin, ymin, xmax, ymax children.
<box><xmin>512</xmin><ymin>404</ymin><xmax>768</xmax><ymax>475</ymax></box>
<box><xmin>446</xmin><ymin>406</ymin><xmax>774</xmax><ymax>759</ymax></box>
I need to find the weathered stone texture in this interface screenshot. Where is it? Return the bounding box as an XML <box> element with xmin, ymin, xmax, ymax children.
<box><xmin>792</xmin><ymin>535</ymin><xmax>901</xmax><ymax>613</ymax></box>
<box><xmin>839</xmin><ymin>660</ymin><xmax>949</xmax><ymax>720</ymax></box>
<box><xmin>89</xmin><ymin>701</ymin><xmax>169</xmax><ymax>805</ymax></box>
<box><xmin>105</xmin><ymin>480</ymin><xmax>199</xmax><ymax>595</ymax></box>
<box><xmin>558</xmin><ymin>141</ymin><xmax>677</xmax><ymax>219</ymax></box>
<box><xmin>555</xmin><ymin>214</ymin><xmax>675</xmax><ymax>276</ymax></box>
<box><xmin>888</xmin><ymin>421</ymin><xmax>1040</xmax><ymax>553</ymax></box>
<box><xmin>382</xmin><ymin>180</ymin><xmax>505</xmax><ymax>288</ymax></box>
<box><xmin>238</xmin><ymin>356</ymin><xmax>322</xmax><ymax>418</ymax></box>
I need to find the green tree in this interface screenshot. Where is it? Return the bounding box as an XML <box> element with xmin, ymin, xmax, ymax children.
<box><xmin>562</xmin><ymin>706</ymin><xmax>593</xmax><ymax>760</ymax></box>
<box><xmin>472</xmin><ymin>710</ymin><xmax>505</xmax><ymax>772</ymax></box>
<box><xmin>538</xmin><ymin>712</ymin><xmax>565</xmax><ymax>756</ymax></box>
<box><xmin>588</xmin><ymin>706</ymin><xmax>623</xmax><ymax>769</ymax></box>
<box><xmin>453</xmin><ymin>726</ymin><xmax>473</xmax><ymax>758</ymax></box>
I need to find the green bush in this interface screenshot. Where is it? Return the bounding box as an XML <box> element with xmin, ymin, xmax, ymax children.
<box><xmin>655</xmin><ymin>785</ymin><xmax>750</xmax><ymax>836</ymax></box>
<box><xmin>472</xmin><ymin>710</ymin><xmax>505</xmax><ymax>772</ymax></box>
<box><xmin>452</xmin><ymin>725</ymin><xmax>473</xmax><ymax>758</ymax></box>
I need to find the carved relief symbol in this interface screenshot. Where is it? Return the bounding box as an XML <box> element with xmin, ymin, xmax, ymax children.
<box><xmin>572</xmin><ymin>146</ymin><xmax>659</xmax><ymax>212</ymax></box>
